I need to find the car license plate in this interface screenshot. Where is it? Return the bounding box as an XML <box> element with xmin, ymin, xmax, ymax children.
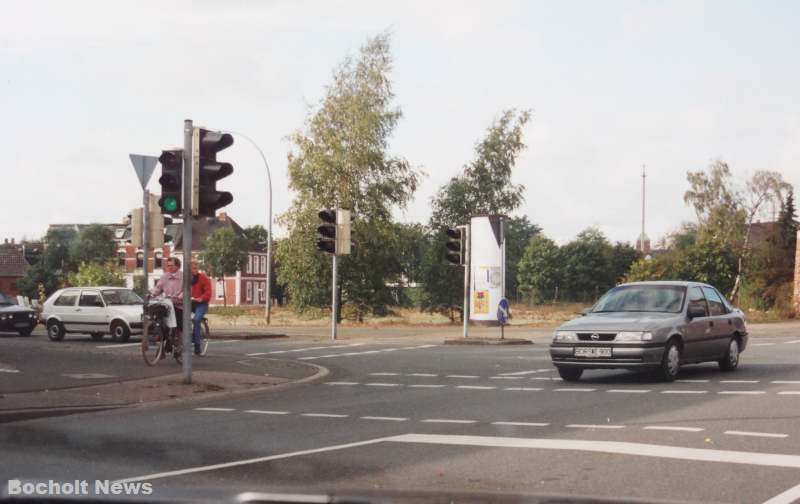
<box><xmin>14</xmin><ymin>322</ymin><xmax>31</xmax><ymax>328</ymax></box>
<box><xmin>574</xmin><ymin>347</ymin><xmax>612</xmax><ymax>358</ymax></box>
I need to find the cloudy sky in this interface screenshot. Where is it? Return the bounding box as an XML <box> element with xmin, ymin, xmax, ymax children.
<box><xmin>2</xmin><ymin>0</ymin><xmax>799</xmax><ymax>246</ymax></box>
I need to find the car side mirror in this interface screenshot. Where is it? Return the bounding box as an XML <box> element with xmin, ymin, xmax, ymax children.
<box><xmin>687</xmin><ymin>306</ymin><xmax>706</xmax><ymax>319</ymax></box>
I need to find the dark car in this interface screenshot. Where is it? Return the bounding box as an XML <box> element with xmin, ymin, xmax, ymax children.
<box><xmin>0</xmin><ymin>292</ymin><xmax>38</xmax><ymax>336</ymax></box>
<box><xmin>549</xmin><ymin>281</ymin><xmax>748</xmax><ymax>382</ymax></box>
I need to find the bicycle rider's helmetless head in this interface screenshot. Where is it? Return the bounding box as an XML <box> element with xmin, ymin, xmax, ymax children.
<box><xmin>165</xmin><ymin>257</ymin><xmax>180</xmax><ymax>274</ymax></box>
<box><xmin>191</xmin><ymin>259</ymin><xmax>200</xmax><ymax>275</ymax></box>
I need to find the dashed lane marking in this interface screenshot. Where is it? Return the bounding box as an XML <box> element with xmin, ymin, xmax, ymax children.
<box><xmin>369</xmin><ymin>373</ymin><xmax>400</xmax><ymax>376</ymax></box>
<box><xmin>661</xmin><ymin>390</ymin><xmax>708</xmax><ymax>394</ymax></box>
<box><xmin>567</xmin><ymin>424</ymin><xmax>626</xmax><ymax>430</ymax></box>
<box><xmin>0</xmin><ymin>368</ymin><xmax>20</xmax><ymax>373</ymax></box>
<box><xmin>244</xmin><ymin>410</ymin><xmax>290</xmax><ymax>415</ymax></box>
<box><xmin>644</xmin><ymin>426</ymin><xmax>705</xmax><ymax>432</ymax></box>
<box><xmin>720</xmin><ymin>380</ymin><xmax>760</xmax><ymax>383</ymax></box>
<box><xmin>422</xmin><ymin>419</ymin><xmax>477</xmax><ymax>424</ymax></box>
<box><xmin>325</xmin><ymin>382</ymin><xmax>360</xmax><ymax>386</ymax></box>
<box><xmin>773</xmin><ymin>381</ymin><xmax>800</xmax><ymax>384</ymax></box>
<box><xmin>725</xmin><ymin>431</ymin><xmax>788</xmax><ymax>439</ymax></box>
<box><xmin>718</xmin><ymin>391</ymin><xmax>766</xmax><ymax>395</ymax></box>
<box><xmin>489</xmin><ymin>376</ymin><xmax>525</xmax><ymax>380</ymax></box>
<box><xmin>301</xmin><ymin>413</ymin><xmax>348</xmax><ymax>418</ymax></box>
<box><xmin>456</xmin><ymin>385</ymin><xmax>496</xmax><ymax>390</ymax></box>
<box><xmin>365</xmin><ymin>383</ymin><xmax>402</xmax><ymax>387</ymax></box>
<box><xmin>786</xmin><ymin>340</ymin><xmax>800</xmax><ymax>344</ymax></box>
<box><xmin>360</xmin><ymin>416</ymin><xmax>408</xmax><ymax>422</ymax></box>
<box><xmin>408</xmin><ymin>384</ymin><xmax>447</xmax><ymax>388</ymax></box>
<box><xmin>778</xmin><ymin>391</ymin><xmax>800</xmax><ymax>395</ymax></box>
<box><xmin>96</xmin><ymin>343</ymin><xmax>140</xmax><ymax>349</ymax></box>
<box><xmin>492</xmin><ymin>421</ymin><xmax>549</xmax><ymax>427</ymax></box>
<box><xmin>554</xmin><ymin>388</ymin><xmax>596</xmax><ymax>392</ymax></box>
<box><xmin>503</xmin><ymin>387</ymin><xmax>544</xmax><ymax>391</ymax></box>
<box><xmin>408</xmin><ymin>373</ymin><xmax>438</xmax><ymax>377</ymax></box>
<box><xmin>752</xmin><ymin>343</ymin><xmax>776</xmax><ymax>347</ymax></box>
<box><xmin>446</xmin><ymin>375</ymin><xmax>480</xmax><ymax>379</ymax></box>
<box><xmin>676</xmin><ymin>379</ymin><xmax>710</xmax><ymax>383</ymax></box>
<box><xmin>195</xmin><ymin>408</ymin><xmax>235</xmax><ymax>412</ymax></box>
<box><xmin>608</xmin><ymin>389</ymin><xmax>651</xmax><ymax>394</ymax></box>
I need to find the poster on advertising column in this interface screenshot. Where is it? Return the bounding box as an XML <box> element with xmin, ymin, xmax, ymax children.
<box><xmin>469</xmin><ymin>215</ymin><xmax>505</xmax><ymax>322</ymax></box>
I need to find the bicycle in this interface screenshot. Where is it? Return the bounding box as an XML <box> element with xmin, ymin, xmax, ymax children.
<box><xmin>141</xmin><ymin>300</ymin><xmax>183</xmax><ymax>366</ymax></box>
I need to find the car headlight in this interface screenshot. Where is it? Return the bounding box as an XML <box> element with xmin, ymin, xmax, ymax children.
<box><xmin>28</xmin><ymin>313</ymin><xmax>35</xmax><ymax>319</ymax></box>
<box><xmin>553</xmin><ymin>331</ymin><xmax>578</xmax><ymax>342</ymax></box>
<box><xmin>616</xmin><ymin>331</ymin><xmax>653</xmax><ymax>342</ymax></box>
<box><xmin>0</xmin><ymin>314</ymin><xmax>6</xmax><ymax>321</ymax></box>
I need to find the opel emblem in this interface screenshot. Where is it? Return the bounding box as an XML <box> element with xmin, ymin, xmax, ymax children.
<box><xmin>590</xmin><ymin>333</ymin><xmax>600</xmax><ymax>341</ymax></box>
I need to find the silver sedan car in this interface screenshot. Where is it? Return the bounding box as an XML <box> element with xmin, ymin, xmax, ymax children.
<box><xmin>549</xmin><ymin>281</ymin><xmax>748</xmax><ymax>381</ymax></box>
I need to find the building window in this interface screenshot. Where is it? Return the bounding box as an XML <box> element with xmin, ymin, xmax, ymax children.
<box><xmin>253</xmin><ymin>256</ymin><xmax>259</xmax><ymax>274</ymax></box>
<box><xmin>136</xmin><ymin>252</ymin><xmax>144</xmax><ymax>269</ymax></box>
<box><xmin>216</xmin><ymin>280</ymin><xmax>224</xmax><ymax>300</ymax></box>
<box><xmin>155</xmin><ymin>251</ymin><xmax>163</xmax><ymax>269</ymax></box>
<box><xmin>246</xmin><ymin>281</ymin><xmax>252</xmax><ymax>302</ymax></box>
<box><xmin>260</xmin><ymin>282</ymin><xmax>266</xmax><ymax>302</ymax></box>
<box><xmin>247</xmin><ymin>256</ymin><xmax>252</xmax><ymax>274</ymax></box>
<box><xmin>261</xmin><ymin>256</ymin><xmax>267</xmax><ymax>275</ymax></box>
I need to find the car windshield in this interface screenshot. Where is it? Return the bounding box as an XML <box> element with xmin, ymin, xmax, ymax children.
<box><xmin>0</xmin><ymin>292</ymin><xmax>14</xmax><ymax>305</ymax></box>
<box><xmin>101</xmin><ymin>289</ymin><xmax>143</xmax><ymax>306</ymax></box>
<box><xmin>591</xmin><ymin>285</ymin><xmax>686</xmax><ymax>314</ymax></box>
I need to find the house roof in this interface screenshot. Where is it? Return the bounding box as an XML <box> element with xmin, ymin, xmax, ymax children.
<box><xmin>172</xmin><ymin>213</ymin><xmax>246</xmax><ymax>250</ymax></box>
<box><xmin>0</xmin><ymin>245</ymin><xmax>30</xmax><ymax>277</ymax></box>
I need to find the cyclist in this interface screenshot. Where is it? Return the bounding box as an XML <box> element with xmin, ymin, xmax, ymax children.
<box><xmin>190</xmin><ymin>259</ymin><xmax>212</xmax><ymax>355</ymax></box>
<box><xmin>150</xmin><ymin>257</ymin><xmax>184</xmax><ymax>352</ymax></box>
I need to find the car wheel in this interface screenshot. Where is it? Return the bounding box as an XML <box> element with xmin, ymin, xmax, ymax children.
<box><xmin>557</xmin><ymin>367</ymin><xmax>583</xmax><ymax>382</ymax></box>
<box><xmin>47</xmin><ymin>320</ymin><xmax>65</xmax><ymax>341</ymax></box>
<box><xmin>110</xmin><ymin>321</ymin><xmax>131</xmax><ymax>343</ymax></box>
<box><xmin>657</xmin><ymin>340</ymin><xmax>681</xmax><ymax>382</ymax></box>
<box><xmin>90</xmin><ymin>333</ymin><xmax>104</xmax><ymax>341</ymax></box>
<box><xmin>719</xmin><ymin>337</ymin><xmax>740</xmax><ymax>372</ymax></box>
<box><xmin>18</xmin><ymin>328</ymin><xmax>33</xmax><ymax>337</ymax></box>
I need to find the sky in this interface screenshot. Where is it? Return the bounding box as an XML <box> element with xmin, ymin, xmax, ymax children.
<box><xmin>2</xmin><ymin>0</ymin><xmax>799</xmax><ymax>246</ymax></box>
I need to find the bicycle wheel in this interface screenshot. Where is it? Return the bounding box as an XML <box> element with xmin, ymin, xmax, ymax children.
<box><xmin>142</xmin><ymin>323</ymin><xmax>163</xmax><ymax>366</ymax></box>
<box><xmin>198</xmin><ymin>319</ymin><xmax>210</xmax><ymax>356</ymax></box>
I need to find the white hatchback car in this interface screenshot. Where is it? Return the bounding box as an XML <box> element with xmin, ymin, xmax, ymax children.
<box><xmin>41</xmin><ymin>287</ymin><xmax>144</xmax><ymax>342</ymax></box>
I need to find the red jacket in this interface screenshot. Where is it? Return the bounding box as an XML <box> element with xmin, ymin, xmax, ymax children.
<box><xmin>191</xmin><ymin>272</ymin><xmax>212</xmax><ymax>303</ymax></box>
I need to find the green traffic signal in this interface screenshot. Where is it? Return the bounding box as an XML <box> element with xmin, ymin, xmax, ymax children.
<box><xmin>162</xmin><ymin>196</ymin><xmax>178</xmax><ymax>213</ymax></box>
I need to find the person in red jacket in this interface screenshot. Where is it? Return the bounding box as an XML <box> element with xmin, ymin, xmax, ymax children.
<box><xmin>190</xmin><ymin>259</ymin><xmax>212</xmax><ymax>355</ymax></box>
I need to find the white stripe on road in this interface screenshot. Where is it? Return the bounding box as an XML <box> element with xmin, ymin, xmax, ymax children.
<box><xmin>456</xmin><ymin>385</ymin><xmax>496</xmax><ymax>390</ymax></box>
<box><xmin>503</xmin><ymin>387</ymin><xmax>543</xmax><ymax>391</ymax></box>
<box><xmin>778</xmin><ymin>391</ymin><xmax>800</xmax><ymax>395</ymax></box>
<box><xmin>244</xmin><ymin>410</ymin><xmax>290</xmax><ymax>415</ymax></box>
<box><xmin>554</xmin><ymin>388</ymin><xmax>596</xmax><ymax>392</ymax></box>
<box><xmin>644</xmin><ymin>426</ymin><xmax>705</xmax><ymax>432</ymax></box>
<box><xmin>567</xmin><ymin>424</ymin><xmax>625</xmax><ymax>430</ymax></box>
<box><xmin>720</xmin><ymin>380</ymin><xmax>760</xmax><ymax>383</ymax></box>
<box><xmin>360</xmin><ymin>416</ymin><xmax>408</xmax><ymax>422</ymax></box>
<box><xmin>389</xmin><ymin>434</ymin><xmax>800</xmax><ymax>468</ymax></box>
<box><xmin>492</xmin><ymin>422</ymin><xmax>549</xmax><ymax>427</ymax></box>
<box><xmin>785</xmin><ymin>340</ymin><xmax>800</xmax><ymax>344</ymax></box>
<box><xmin>725</xmin><ymin>431</ymin><xmax>788</xmax><ymax>439</ymax></box>
<box><xmin>301</xmin><ymin>413</ymin><xmax>348</xmax><ymax>418</ymax></box>
<box><xmin>607</xmin><ymin>389</ymin><xmax>651</xmax><ymax>394</ymax></box>
<box><xmin>408</xmin><ymin>384</ymin><xmax>447</xmax><ymax>388</ymax></box>
<box><xmin>195</xmin><ymin>408</ymin><xmax>235</xmax><ymax>412</ymax></box>
<box><xmin>246</xmin><ymin>352</ymin><xmax>267</xmax><ymax>356</ymax></box>
<box><xmin>0</xmin><ymin>368</ymin><xmax>20</xmax><ymax>373</ymax></box>
<box><xmin>676</xmin><ymin>379</ymin><xmax>710</xmax><ymax>383</ymax></box>
<box><xmin>773</xmin><ymin>381</ymin><xmax>800</xmax><ymax>384</ymax></box>
<box><xmin>365</xmin><ymin>383</ymin><xmax>402</xmax><ymax>387</ymax></box>
<box><xmin>422</xmin><ymin>419</ymin><xmax>477</xmax><ymax>424</ymax></box>
<box><xmin>96</xmin><ymin>343</ymin><xmax>140</xmax><ymax>349</ymax></box>
<box><xmin>764</xmin><ymin>481</ymin><xmax>800</xmax><ymax>504</ymax></box>
<box><xmin>325</xmin><ymin>382</ymin><xmax>359</xmax><ymax>386</ymax></box>
<box><xmin>489</xmin><ymin>376</ymin><xmax>524</xmax><ymax>380</ymax></box>
<box><xmin>369</xmin><ymin>373</ymin><xmax>400</xmax><ymax>376</ymax></box>
<box><xmin>661</xmin><ymin>390</ymin><xmax>708</xmax><ymax>394</ymax></box>
<box><xmin>408</xmin><ymin>373</ymin><xmax>438</xmax><ymax>377</ymax></box>
<box><xmin>447</xmin><ymin>375</ymin><xmax>480</xmax><ymax>379</ymax></box>
<box><xmin>718</xmin><ymin>391</ymin><xmax>766</xmax><ymax>395</ymax></box>
<box><xmin>752</xmin><ymin>343</ymin><xmax>776</xmax><ymax>347</ymax></box>
<box><xmin>498</xmin><ymin>370</ymin><xmax>547</xmax><ymax>376</ymax></box>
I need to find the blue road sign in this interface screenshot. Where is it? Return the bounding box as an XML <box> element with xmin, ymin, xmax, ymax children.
<box><xmin>497</xmin><ymin>298</ymin><xmax>510</xmax><ymax>325</ymax></box>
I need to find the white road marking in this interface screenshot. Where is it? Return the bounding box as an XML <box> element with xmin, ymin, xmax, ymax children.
<box><xmin>389</xmin><ymin>434</ymin><xmax>800</xmax><ymax>468</ymax></box>
<box><xmin>725</xmin><ymin>431</ymin><xmax>788</xmax><ymax>439</ymax></box>
<box><xmin>554</xmin><ymin>388</ymin><xmax>596</xmax><ymax>392</ymax></box>
<box><xmin>62</xmin><ymin>373</ymin><xmax>116</xmax><ymax>379</ymax></box>
<box><xmin>676</xmin><ymin>379</ymin><xmax>710</xmax><ymax>383</ymax></box>
<box><xmin>116</xmin><ymin>436</ymin><xmax>394</xmax><ymax>483</ymax></box>
<box><xmin>195</xmin><ymin>408</ymin><xmax>235</xmax><ymax>412</ymax></box>
<box><xmin>752</xmin><ymin>343</ymin><xmax>775</xmax><ymax>347</ymax></box>
<box><xmin>369</xmin><ymin>373</ymin><xmax>400</xmax><ymax>376</ymax></box>
<box><xmin>607</xmin><ymin>389</ymin><xmax>651</xmax><ymax>394</ymax></box>
<box><xmin>661</xmin><ymin>390</ymin><xmax>708</xmax><ymax>394</ymax></box>
<box><xmin>96</xmin><ymin>343</ymin><xmax>140</xmax><ymax>349</ymax></box>
<box><xmin>785</xmin><ymin>340</ymin><xmax>800</xmax><ymax>344</ymax></box>
<box><xmin>778</xmin><ymin>391</ymin><xmax>800</xmax><ymax>395</ymax></box>
<box><xmin>644</xmin><ymin>426</ymin><xmax>704</xmax><ymax>432</ymax></box>
<box><xmin>365</xmin><ymin>383</ymin><xmax>401</xmax><ymax>387</ymax></box>
<box><xmin>489</xmin><ymin>376</ymin><xmax>524</xmax><ymax>380</ymax></box>
<box><xmin>325</xmin><ymin>382</ymin><xmax>359</xmax><ymax>386</ymax></box>
<box><xmin>360</xmin><ymin>416</ymin><xmax>408</xmax><ymax>422</ymax></box>
<box><xmin>211</xmin><ymin>340</ymin><xmax>237</xmax><ymax>344</ymax></box>
<box><xmin>567</xmin><ymin>424</ymin><xmax>625</xmax><ymax>430</ymax></box>
<box><xmin>720</xmin><ymin>380</ymin><xmax>760</xmax><ymax>383</ymax></box>
<box><xmin>492</xmin><ymin>422</ymin><xmax>549</xmax><ymax>427</ymax></box>
<box><xmin>301</xmin><ymin>413</ymin><xmax>348</xmax><ymax>418</ymax></box>
<box><xmin>718</xmin><ymin>391</ymin><xmax>766</xmax><ymax>395</ymax></box>
<box><xmin>408</xmin><ymin>373</ymin><xmax>438</xmax><ymax>377</ymax></box>
<box><xmin>498</xmin><ymin>370</ymin><xmax>542</xmax><ymax>376</ymax></box>
<box><xmin>773</xmin><ymin>381</ymin><xmax>800</xmax><ymax>384</ymax></box>
<box><xmin>503</xmin><ymin>387</ymin><xmax>543</xmax><ymax>391</ymax></box>
<box><xmin>764</xmin><ymin>481</ymin><xmax>800</xmax><ymax>504</ymax></box>
<box><xmin>246</xmin><ymin>352</ymin><xmax>267</xmax><ymax>356</ymax></box>
<box><xmin>422</xmin><ymin>419</ymin><xmax>477</xmax><ymax>424</ymax></box>
<box><xmin>0</xmin><ymin>368</ymin><xmax>20</xmax><ymax>373</ymax></box>
<box><xmin>447</xmin><ymin>375</ymin><xmax>480</xmax><ymax>379</ymax></box>
<box><xmin>244</xmin><ymin>410</ymin><xmax>290</xmax><ymax>415</ymax></box>
<box><xmin>532</xmin><ymin>377</ymin><xmax>561</xmax><ymax>381</ymax></box>
<box><xmin>456</xmin><ymin>385</ymin><xmax>496</xmax><ymax>390</ymax></box>
<box><xmin>408</xmin><ymin>384</ymin><xmax>447</xmax><ymax>388</ymax></box>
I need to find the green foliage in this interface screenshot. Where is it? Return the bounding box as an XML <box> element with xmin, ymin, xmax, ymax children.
<box><xmin>69</xmin><ymin>224</ymin><xmax>116</xmax><ymax>267</ymax></box>
<box><xmin>417</xmin><ymin>230</ymin><xmax>462</xmax><ymax>321</ymax></box>
<box><xmin>518</xmin><ymin>234</ymin><xmax>561</xmax><ymax>303</ymax></box>
<box><xmin>66</xmin><ymin>261</ymin><xmax>125</xmax><ymax>287</ymax></box>
<box><xmin>243</xmin><ymin>225</ymin><xmax>270</xmax><ymax>253</ymax></box>
<box><xmin>132</xmin><ymin>275</ymin><xmax>147</xmax><ymax>298</ymax></box>
<box><xmin>505</xmin><ymin>216</ymin><xmax>541</xmax><ymax>301</ymax></box>
<box><xmin>203</xmin><ymin>228</ymin><xmax>248</xmax><ymax>307</ymax></box>
<box><xmin>17</xmin><ymin>263</ymin><xmax>61</xmax><ymax>299</ymax></box>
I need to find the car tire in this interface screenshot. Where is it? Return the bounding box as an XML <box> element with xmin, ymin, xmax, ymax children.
<box><xmin>557</xmin><ymin>367</ymin><xmax>583</xmax><ymax>382</ymax></box>
<box><xmin>718</xmin><ymin>337</ymin><xmax>740</xmax><ymax>372</ymax></box>
<box><xmin>90</xmin><ymin>333</ymin><xmax>104</xmax><ymax>341</ymax></box>
<box><xmin>657</xmin><ymin>340</ymin><xmax>681</xmax><ymax>382</ymax></box>
<box><xmin>110</xmin><ymin>321</ymin><xmax>131</xmax><ymax>343</ymax></box>
<box><xmin>47</xmin><ymin>320</ymin><xmax>65</xmax><ymax>341</ymax></box>
<box><xmin>18</xmin><ymin>327</ymin><xmax>33</xmax><ymax>337</ymax></box>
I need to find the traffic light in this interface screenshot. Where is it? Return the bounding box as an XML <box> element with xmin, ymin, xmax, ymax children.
<box><xmin>317</xmin><ymin>209</ymin><xmax>336</xmax><ymax>254</ymax></box>
<box><xmin>445</xmin><ymin>228</ymin><xmax>463</xmax><ymax>265</ymax></box>
<box><xmin>158</xmin><ymin>149</ymin><xmax>183</xmax><ymax>215</ymax></box>
<box><xmin>195</xmin><ymin>128</ymin><xmax>234</xmax><ymax>218</ymax></box>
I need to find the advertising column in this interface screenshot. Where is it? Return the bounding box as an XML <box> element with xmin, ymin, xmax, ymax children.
<box><xmin>469</xmin><ymin>215</ymin><xmax>505</xmax><ymax>323</ymax></box>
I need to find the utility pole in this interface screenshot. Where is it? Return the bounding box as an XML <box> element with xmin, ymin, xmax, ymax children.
<box><xmin>182</xmin><ymin>119</ymin><xmax>193</xmax><ymax>384</ymax></box>
<box><xmin>461</xmin><ymin>224</ymin><xmax>470</xmax><ymax>338</ymax></box>
<box><xmin>641</xmin><ymin>164</ymin><xmax>646</xmax><ymax>253</ymax></box>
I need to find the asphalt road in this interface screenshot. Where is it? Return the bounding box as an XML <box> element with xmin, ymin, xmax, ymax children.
<box><xmin>2</xmin><ymin>327</ymin><xmax>800</xmax><ymax>503</ymax></box>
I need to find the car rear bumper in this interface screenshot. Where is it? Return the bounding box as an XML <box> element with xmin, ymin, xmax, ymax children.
<box><xmin>550</xmin><ymin>344</ymin><xmax>665</xmax><ymax>369</ymax></box>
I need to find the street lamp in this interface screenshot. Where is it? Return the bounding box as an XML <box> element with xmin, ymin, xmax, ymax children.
<box><xmin>225</xmin><ymin>130</ymin><xmax>274</xmax><ymax>324</ymax></box>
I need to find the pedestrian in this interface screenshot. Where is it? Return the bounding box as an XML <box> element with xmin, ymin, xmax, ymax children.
<box><xmin>150</xmin><ymin>257</ymin><xmax>184</xmax><ymax>330</ymax></box>
<box><xmin>191</xmin><ymin>259</ymin><xmax>212</xmax><ymax>355</ymax></box>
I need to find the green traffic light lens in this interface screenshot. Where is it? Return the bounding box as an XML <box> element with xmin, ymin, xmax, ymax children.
<box><xmin>163</xmin><ymin>197</ymin><xmax>178</xmax><ymax>212</ymax></box>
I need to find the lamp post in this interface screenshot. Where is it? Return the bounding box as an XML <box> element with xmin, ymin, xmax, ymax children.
<box><xmin>226</xmin><ymin>131</ymin><xmax>274</xmax><ymax>324</ymax></box>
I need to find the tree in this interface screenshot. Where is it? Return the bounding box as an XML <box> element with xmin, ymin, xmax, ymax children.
<box><xmin>278</xmin><ymin>33</ymin><xmax>420</xmax><ymax>316</ymax></box>
<box><xmin>608</xmin><ymin>242</ymin><xmax>639</xmax><ymax>284</ymax></box>
<box><xmin>16</xmin><ymin>227</ymin><xmax>78</xmax><ymax>299</ymax></box>
<box><xmin>67</xmin><ymin>261</ymin><xmax>125</xmax><ymax>287</ymax></box>
<box><xmin>517</xmin><ymin>234</ymin><xmax>562</xmax><ymax>303</ymax></box>
<box><xmin>202</xmin><ymin>228</ymin><xmax>248</xmax><ymax>307</ymax></box>
<box><xmin>560</xmin><ymin>228</ymin><xmax>615</xmax><ymax>302</ymax></box>
<box><xmin>69</xmin><ymin>224</ymin><xmax>116</xmax><ymax>267</ymax></box>
<box><xmin>243</xmin><ymin>225</ymin><xmax>270</xmax><ymax>253</ymax></box>
<box><xmin>504</xmin><ymin>216</ymin><xmax>541</xmax><ymax>302</ymax></box>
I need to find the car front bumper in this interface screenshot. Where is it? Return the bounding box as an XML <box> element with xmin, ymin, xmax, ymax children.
<box><xmin>550</xmin><ymin>343</ymin><xmax>665</xmax><ymax>369</ymax></box>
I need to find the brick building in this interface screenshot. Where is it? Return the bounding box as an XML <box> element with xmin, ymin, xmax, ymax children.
<box><xmin>0</xmin><ymin>239</ymin><xmax>30</xmax><ymax>297</ymax></box>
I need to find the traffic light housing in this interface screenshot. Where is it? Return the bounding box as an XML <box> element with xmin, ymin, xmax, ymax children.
<box><xmin>195</xmin><ymin>128</ymin><xmax>234</xmax><ymax>218</ymax></box>
<box><xmin>317</xmin><ymin>209</ymin><xmax>336</xmax><ymax>254</ymax></box>
<box><xmin>445</xmin><ymin>228</ymin><xmax>463</xmax><ymax>265</ymax></box>
<box><xmin>158</xmin><ymin>149</ymin><xmax>183</xmax><ymax>215</ymax></box>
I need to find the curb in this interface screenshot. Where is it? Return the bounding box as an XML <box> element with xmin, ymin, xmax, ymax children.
<box><xmin>209</xmin><ymin>332</ymin><xmax>288</xmax><ymax>340</ymax></box>
<box><xmin>444</xmin><ymin>338</ymin><xmax>533</xmax><ymax>345</ymax></box>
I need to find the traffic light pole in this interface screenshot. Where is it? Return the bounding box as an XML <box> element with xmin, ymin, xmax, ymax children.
<box><xmin>142</xmin><ymin>188</ymin><xmax>150</xmax><ymax>345</ymax></box>
<box><xmin>182</xmin><ymin>119</ymin><xmax>193</xmax><ymax>384</ymax></box>
<box><xmin>460</xmin><ymin>224</ymin><xmax>470</xmax><ymax>339</ymax></box>
<box><xmin>331</xmin><ymin>253</ymin><xmax>338</xmax><ymax>341</ymax></box>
